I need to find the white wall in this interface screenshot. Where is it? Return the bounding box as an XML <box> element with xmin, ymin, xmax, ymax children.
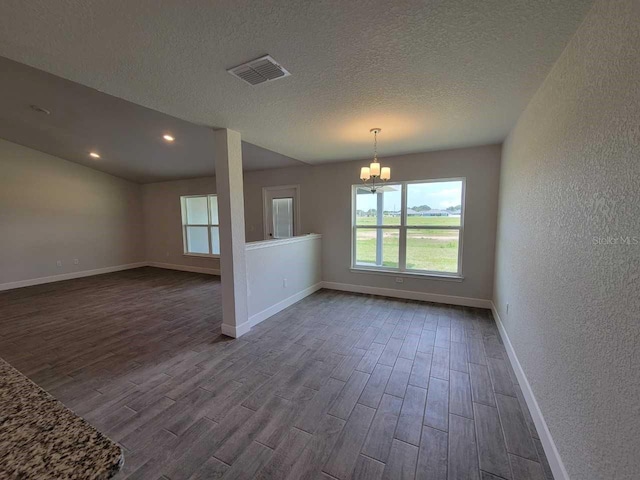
<box><xmin>493</xmin><ymin>0</ymin><xmax>640</xmax><ymax>478</ymax></box>
<box><xmin>245</xmin><ymin>234</ymin><xmax>322</xmax><ymax>332</ymax></box>
<box><xmin>142</xmin><ymin>176</ymin><xmax>220</xmax><ymax>274</ymax></box>
<box><xmin>141</xmin><ymin>166</ymin><xmax>316</xmax><ymax>272</ymax></box>
<box><xmin>243</xmin><ymin>165</ymin><xmax>313</xmax><ymax>242</ymax></box>
<box><xmin>302</xmin><ymin>145</ymin><xmax>501</xmax><ymax>303</ymax></box>
<box><xmin>142</xmin><ymin>144</ymin><xmax>500</xmax><ymax>303</ymax></box>
<box><xmin>0</xmin><ymin>139</ymin><xmax>144</xmax><ymax>287</ymax></box>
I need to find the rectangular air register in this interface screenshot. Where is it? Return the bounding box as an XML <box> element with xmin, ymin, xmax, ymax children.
<box><xmin>227</xmin><ymin>55</ymin><xmax>291</xmax><ymax>86</ymax></box>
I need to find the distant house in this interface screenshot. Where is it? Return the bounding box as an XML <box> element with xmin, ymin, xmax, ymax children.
<box><xmin>418</xmin><ymin>209</ymin><xmax>450</xmax><ymax>217</ymax></box>
<box><xmin>388</xmin><ymin>209</ymin><xmax>452</xmax><ymax>217</ymax></box>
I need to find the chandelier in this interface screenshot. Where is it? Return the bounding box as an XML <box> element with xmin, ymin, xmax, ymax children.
<box><xmin>359</xmin><ymin>128</ymin><xmax>390</xmax><ymax>193</ymax></box>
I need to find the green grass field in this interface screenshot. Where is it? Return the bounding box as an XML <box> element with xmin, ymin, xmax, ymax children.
<box><xmin>356</xmin><ymin>215</ymin><xmax>461</xmax><ymax>227</ymax></box>
<box><xmin>355</xmin><ymin>216</ymin><xmax>460</xmax><ymax>272</ymax></box>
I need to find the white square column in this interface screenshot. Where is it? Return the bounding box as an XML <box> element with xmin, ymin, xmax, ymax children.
<box><xmin>214</xmin><ymin>128</ymin><xmax>249</xmax><ymax>338</ymax></box>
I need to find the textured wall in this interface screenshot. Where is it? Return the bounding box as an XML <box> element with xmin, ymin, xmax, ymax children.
<box><xmin>0</xmin><ymin>139</ymin><xmax>144</xmax><ymax>285</ymax></box>
<box><xmin>246</xmin><ymin>235</ymin><xmax>321</xmax><ymax>319</ymax></box>
<box><xmin>142</xmin><ymin>177</ymin><xmax>220</xmax><ymax>272</ymax></box>
<box><xmin>141</xmin><ymin>166</ymin><xmax>314</xmax><ymax>273</ymax></box>
<box><xmin>493</xmin><ymin>0</ymin><xmax>640</xmax><ymax>478</ymax></box>
<box><xmin>305</xmin><ymin>145</ymin><xmax>501</xmax><ymax>301</ymax></box>
<box><xmin>144</xmin><ymin>144</ymin><xmax>500</xmax><ymax>301</ymax></box>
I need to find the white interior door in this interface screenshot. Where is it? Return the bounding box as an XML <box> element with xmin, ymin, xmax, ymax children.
<box><xmin>263</xmin><ymin>186</ymin><xmax>299</xmax><ymax>240</ymax></box>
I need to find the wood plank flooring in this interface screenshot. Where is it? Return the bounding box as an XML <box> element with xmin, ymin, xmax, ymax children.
<box><xmin>0</xmin><ymin>267</ymin><xmax>554</xmax><ymax>480</ymax></box>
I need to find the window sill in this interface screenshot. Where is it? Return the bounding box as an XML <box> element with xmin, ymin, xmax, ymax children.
<box><xmin>350</xmin><ymin>267</ymin><xmax>464</xmax><ymax>282</ymax></box>
<box><xmin>183</xmin><ymin>253</ymin><xmax>220</xmax><ymax>259</ymax></box>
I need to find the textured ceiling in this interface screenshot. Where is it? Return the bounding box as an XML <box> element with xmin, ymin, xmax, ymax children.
<box><xmin>0</xmin><ymin>57</ymin><xmax>304</xmax><ymax>183</ymax></box>
<box><xmin>0</xmin><ymin>0</ymin><xmax>594</xmax><ymax>165</ymax></box>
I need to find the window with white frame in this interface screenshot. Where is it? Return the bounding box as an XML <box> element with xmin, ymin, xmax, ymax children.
<box><xmin>352</xmin><ymin>179</ymin><xmax>465</xmax><ymax>276</ymax></box>
<box><xmin>181</xmin><ymin>195</ymin><xmax>220</xmax><ymax>256</ymax></box>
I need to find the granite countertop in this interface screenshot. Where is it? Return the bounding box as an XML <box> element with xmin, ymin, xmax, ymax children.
<box><xmin>0</xmin><ymin>357</ymin><xmax>123</xmax><ymax>479</ymax></box>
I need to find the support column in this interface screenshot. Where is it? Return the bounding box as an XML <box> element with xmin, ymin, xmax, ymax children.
<box><xmin>214</xmin><ymin>128</ymin><xmax>249</xmax><ymax>338</ymax></box>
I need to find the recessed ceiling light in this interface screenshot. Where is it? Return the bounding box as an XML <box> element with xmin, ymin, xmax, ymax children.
<box><xmin>89</xmin><ymin>152</ymin><xmax>101</xmax><ymax>159</ymax></box>
<box><xmin>30</xmin><ymin>104</ymin><xmax>51</xmax><ymax>115</ymax></box>
<box><xmin>163</xmin><ymin>134</ymin><xmax>175</xmax><ymax>142</ymax></box>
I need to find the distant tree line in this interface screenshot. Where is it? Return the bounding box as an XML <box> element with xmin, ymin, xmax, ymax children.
<box><xmin>357</xmin><ymin>204</ymin><xmax>461</xmax><ymax>217</ymax></box>
<box><xmin>411</xmin><ymin>205</ymin><xmax>431</xmax><ymax>212</ymax></box>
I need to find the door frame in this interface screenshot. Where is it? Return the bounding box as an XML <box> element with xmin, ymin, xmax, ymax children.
<box><xmin>262</xmin><ymin>184</ymin><xmax>301</xmax><ymax>240</ymax></box>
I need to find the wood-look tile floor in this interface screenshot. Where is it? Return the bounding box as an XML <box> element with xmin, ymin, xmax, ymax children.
<box><xmin>0</xmin><ymin>267</ymin><xmax>554</xmax><ymax>480</ymax></box>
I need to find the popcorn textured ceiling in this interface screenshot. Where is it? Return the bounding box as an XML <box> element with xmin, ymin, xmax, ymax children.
<box><xmin>0</xmin><ymin>0</ymin><xmax>594</xmax><ymax>164</ymax></box>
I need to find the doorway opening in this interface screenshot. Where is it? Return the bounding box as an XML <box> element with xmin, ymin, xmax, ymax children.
<box><xmin>262</xmin><ymin>185</ymin><xmax>301</xmax><ymax>240</ymax></box>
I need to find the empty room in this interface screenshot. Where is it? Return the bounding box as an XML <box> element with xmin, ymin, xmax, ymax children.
<box><xmin>0</xmin><ymin>1</ymin><xmax>637</xmax><ymax>479</ymax></box>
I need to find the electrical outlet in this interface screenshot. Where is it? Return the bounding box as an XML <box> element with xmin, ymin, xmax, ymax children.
<box><xmin>283</xmin><ymin>278</ymin><xmax>287</xmax><ymax>288</ymax></box>
<box><xmin>56</xmin><ymin>260</ymin><xmax>62</xmax><ymax>267</ymax></box>
<box><xmin>395</xmin><ymin>277</ymin><xmax>404</xmax><ymax>284</ymax></box>
<box><xmin>73</xmin><ymin>259</ymin><xmax>79</xmax><ymax>265</ymax></box>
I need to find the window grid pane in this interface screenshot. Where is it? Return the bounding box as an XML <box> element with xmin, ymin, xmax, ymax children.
<box><xmin>209</xmin><ymin>196</ymin><xmax>219</xmax><ymax>225</ymax></box>
<box><xmin>406</xmin><ymin>229</ymin><xmax>459</xmax><ymax>273</ymax></box>
<box><xmin>406</xmin><ymin>181</ymin><xmax>463</xmax><ymax>227</ymax></box>
<box><xmin>185</xmin><ymin>196</ymin><xmax>209</xmax><ymax>225</ymax></box>
<box><xmin>210</xmin><ymin>226</ymin><xmax>220</xmax><ymax>255</ymax></box>
<box><xmin>186</xmin><ymin>226</ymin><xmax>210</xmax><ymax>254</ymax></box>
<box><xmin>355</xmin><ymin>185</ymin><xmax>402</xmax><ymax>226</ymax></box>
<box><xmin>355</xmin><ymin>227</ymin><xmax>400</xmax><ymax>269</ymax></box>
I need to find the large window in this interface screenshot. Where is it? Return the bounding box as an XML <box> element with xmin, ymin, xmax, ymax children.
<box><xmin>181</xmin><ymin>195</ymin><xmax>220</xmax><ymax>256</ymax></box>
<box><xmin>352</xmin><ymin>179</ymin><xmax>464</xmax><ymax>276</ymax></box>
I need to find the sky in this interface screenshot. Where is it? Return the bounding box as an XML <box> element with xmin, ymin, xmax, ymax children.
<box><xmin>356</xmin><ymin>180</ymin><xmax>462</xmax><ymax>211</ymax></box>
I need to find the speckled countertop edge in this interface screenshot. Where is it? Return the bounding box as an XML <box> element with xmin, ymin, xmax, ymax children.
<box><xmin>0</xmin><ymin>357</ymin><xmax>124</xmax><ymax>479</ymax></box>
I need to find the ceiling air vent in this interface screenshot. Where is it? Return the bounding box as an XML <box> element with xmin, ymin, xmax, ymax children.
<box><xmin>227</xmin><ymin>55</ymin><xmax>291</xmax><ymax>86</ymax></box>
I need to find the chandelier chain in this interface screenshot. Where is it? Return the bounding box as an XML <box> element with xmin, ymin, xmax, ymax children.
<box><xmin>373</xmin><ymin>130</ymin><xmax>378</xmax><ymax>161</ymax></box>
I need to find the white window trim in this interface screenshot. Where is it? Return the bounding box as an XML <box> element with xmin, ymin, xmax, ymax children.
<box><xmin>351</xmin><ymin>177</ymin><xmax>466</xmax><ymax>278</ymax></box>
<box><xmin>349</xmin><ymin>267</ymin><xmax>464</xmax><ymax>281</ymax></box>
<box><xmin>181</xmin><ymin>194</ymin><xmax>220</xmax><ymax>258</ymax></box>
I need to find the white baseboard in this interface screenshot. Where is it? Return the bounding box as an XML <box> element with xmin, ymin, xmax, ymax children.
<box><xmin>321</xmin><ymin>281</ymin><xmax>492</xmax><ymax>309</ymax></box>
<box><xmin>146</xmin><ymin>262</ymin><xmax>220</xmax><ymax>276</ymax></box>
<box><xmin>0</xmin><ymin>262</ymin><xmax>147</xmax><ymax>292</ymax></box>
<box><xmin>490</xmin><ymin>302</ymin><xmax>569</xmax><ymax>480</ymax></box>
<box><xmin>0</xmin><ymin>261</ymin><xmax>221</xmax><ymax>292</ymax></box>
<box><xmin>249</xmin><ymin>282</ymin><xmax>323</xmax><ymax>327</ymax></box>
<box><xmin>221</xmin><ymin>282</ymin><xmax>323</xmax><ymax>338</ymax></box>
<box><xmin>221</xmin><ymin>321</ymin><xmax>252</xmax><ymax>338</ymax></box>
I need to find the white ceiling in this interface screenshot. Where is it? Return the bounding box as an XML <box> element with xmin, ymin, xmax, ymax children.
<box><xmin>0</xmin><ymin>0</ymin><xmax>594</xmax><ymax>168</ymax></box>
<box><xmin>0</xmin><ymin>57</ymin><xmax>305</xmax><ymax>183</ymax></box>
